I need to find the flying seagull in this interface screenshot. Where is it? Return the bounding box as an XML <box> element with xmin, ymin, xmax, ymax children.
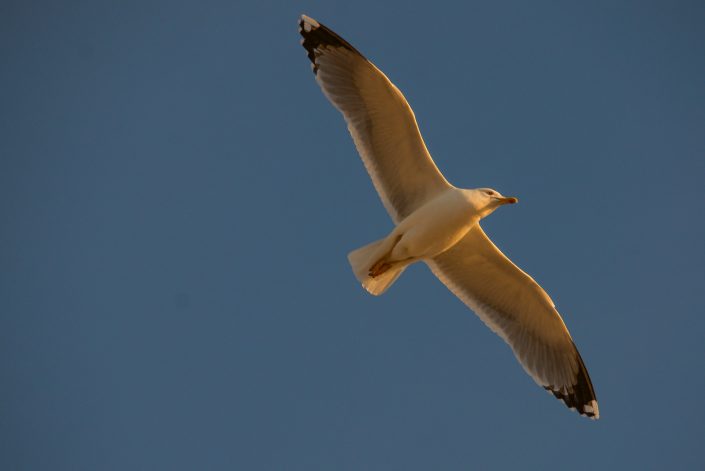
<box><xmin>298</xmin><ymin>14</ymin><xmax>599</xmax><ymax>419</ymax></box>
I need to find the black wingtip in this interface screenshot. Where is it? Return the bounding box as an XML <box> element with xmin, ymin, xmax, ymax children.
<box><xmin>298</xmin><ymin>14</ymin><xmax>361</xmax><ymax>75</ymax></box>
<box><xmin>545</xmin><ymin>346</ymin><xmax>599</xmax><ymax>419</ymax></box>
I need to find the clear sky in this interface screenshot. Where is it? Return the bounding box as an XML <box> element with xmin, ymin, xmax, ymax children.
<box><xmin>2</xmin><ymin>1</ymin><xmax>704</xmax><ymax>469</ymax></box>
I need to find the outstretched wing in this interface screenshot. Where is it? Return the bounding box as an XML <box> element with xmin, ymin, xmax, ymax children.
<box><xmin>427</xmin><ymin>225</ymin><xmax>599</xmax><ymax>419</ymax></box>
<box><xmin>299</xmin><ymin>15</ymin><xmax>451</xmax><ymax>223</ymax></box>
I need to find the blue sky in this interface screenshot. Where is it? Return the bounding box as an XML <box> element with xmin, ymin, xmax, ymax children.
<box><xmin>1</xmin><ymin>0</ymin><xmax>704</xmax><ymax>469</ymax></box>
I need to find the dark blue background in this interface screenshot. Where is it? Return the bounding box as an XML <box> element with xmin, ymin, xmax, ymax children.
<box><xmin>2</xmin><ymin>1</ymin><xmax>704</xmax><ymax>469</ymax></box>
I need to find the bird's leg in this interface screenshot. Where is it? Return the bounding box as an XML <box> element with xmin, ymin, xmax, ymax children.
<box><xmin>368</xmin><ymin>234</ymin><xmax>403</xmax><ymax>278</ymax></box>
<box><xmin>369</xmin><ymin>257</ymin><xmax>416</xmax><ymax>278</ymax></box>
<box><xmin>369</xmin><ymin>259</ymin><xmax>392</xmax><ymax>277</ymax></box>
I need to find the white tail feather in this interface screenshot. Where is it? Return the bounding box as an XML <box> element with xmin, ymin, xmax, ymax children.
<box><xmin>347</xmin><ymin>239</ymin><xmax>406</xmax><ymax>296</ymax></box>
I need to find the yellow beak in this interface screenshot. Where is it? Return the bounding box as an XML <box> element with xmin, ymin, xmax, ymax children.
<box><xmin>497</xmin><ymin>196</ymin><xmax>519</xmax><ymax>205</ymax></box>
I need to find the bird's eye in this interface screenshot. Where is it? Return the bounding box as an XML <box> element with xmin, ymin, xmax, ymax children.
<box><xmin>485</xmin><ymin>191</ymin><xmax>493</xmax><ymax>196</ymax></box>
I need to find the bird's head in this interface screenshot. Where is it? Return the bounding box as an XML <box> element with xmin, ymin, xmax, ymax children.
<box><xmin>471</xmin><ymin>188</ymin><xmax>519</xmax><ymax>218</ymax></box>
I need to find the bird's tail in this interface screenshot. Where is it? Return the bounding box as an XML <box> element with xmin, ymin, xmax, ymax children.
<box><xmin>347</xmin><ymin>239</ymin><xmax>406</xmax><ymax>296</ymax></box>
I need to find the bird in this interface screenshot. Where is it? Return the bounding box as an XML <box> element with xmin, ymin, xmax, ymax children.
<box><xmin>298</xmin><ymin>14</ymin><xmax>599</xmax><ymax>419</ymax></box>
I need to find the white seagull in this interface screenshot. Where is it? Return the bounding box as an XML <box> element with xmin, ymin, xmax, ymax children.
<box><xmin>299</xmin><ymin>14</ymin><xmax>599</xmax><ymax>419</ymax></box>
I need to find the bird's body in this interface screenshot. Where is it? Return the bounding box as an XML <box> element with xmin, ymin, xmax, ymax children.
<box><xmin>357</xmin><ymin>187</ymin><xmax>517</xmax><ymax>287</ymax></box>
<box><xmin>299</xmin><ymin>14</ymin><xmax>599</xmax><ymax>419</ymax></box>
<box><xmin>385</xmin><ymin>188</ymin><xmax>483</xmax><ymax>263</ymax></box>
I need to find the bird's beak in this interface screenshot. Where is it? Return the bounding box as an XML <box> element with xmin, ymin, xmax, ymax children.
<box><xmin>496</xmin><ymin>196</ymin><xmax>519</xmax><ymax>205</ymax></box>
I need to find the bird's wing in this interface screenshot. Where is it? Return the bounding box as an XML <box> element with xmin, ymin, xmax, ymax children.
<box><xmin>299</xmin><ymin>15</ymin><xmax>451</xmax><ymax>223</ymax></box>
<box><xmin>426</xmin><ymin>225</ymin><xmax>599</xmax><ymax>419</ymax></box>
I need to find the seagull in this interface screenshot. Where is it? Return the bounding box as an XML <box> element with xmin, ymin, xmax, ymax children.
<box><xmin>298</xmin><ymin>14</ymin><xmax>599</xmax><ymax>419</ymax></box>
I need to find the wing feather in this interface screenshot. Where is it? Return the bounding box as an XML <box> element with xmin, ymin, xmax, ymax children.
<box><xmin>427</xmin><ymin>225</ymin><xmax>599</xmax><ymax>419</ymax></box>
<box><xmin>299</xmin><ymin>15</ymin><xmax>451</xmax><ymax>222</ymax></box>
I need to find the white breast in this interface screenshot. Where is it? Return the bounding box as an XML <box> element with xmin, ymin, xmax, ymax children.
<box><xmin>391</xmin><ymin>188</ymin><xmax>479</xmax><ymax>260</ymax></box>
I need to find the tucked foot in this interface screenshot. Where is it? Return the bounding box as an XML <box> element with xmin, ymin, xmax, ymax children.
<box><xmin>369</xmin><ymin>260</ymin><xmax>392</xmax><ymax>278</ymax></box>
